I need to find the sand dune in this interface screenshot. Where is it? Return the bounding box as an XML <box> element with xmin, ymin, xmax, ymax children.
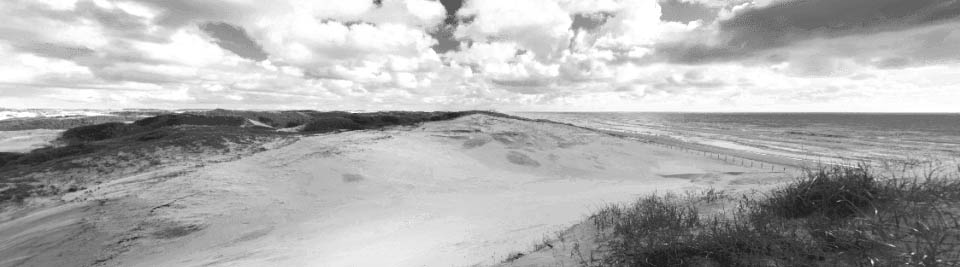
<box><xmin>0</xmin><ymin>114</ymin><xmax>782</xmax><ymax>267</ymax></box>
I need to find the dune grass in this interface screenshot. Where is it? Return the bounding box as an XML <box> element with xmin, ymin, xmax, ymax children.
<box><xmin>581</xmin><ymin>165</ymin><xmax>960</xmax><ymax>266</ymax></box>
<box><xmin>0</xmin><ymin>110</ymin><xmax>515</xmax><ymax>205</ymax></box>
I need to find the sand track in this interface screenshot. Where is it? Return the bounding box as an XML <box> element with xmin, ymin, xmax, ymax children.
<box><xmin>0</xmin><ymin>114</ymin><xmax>782</xmax><ymax>267</ymax></box>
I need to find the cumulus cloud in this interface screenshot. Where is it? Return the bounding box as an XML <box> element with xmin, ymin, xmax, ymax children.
<box><xmin>457</xmin><ymin>0</ymin><xmax>574</xmax><ymax>61</ymax></box>
<box><xmin>0</xmin><ymin>0</ymin><xmax>958</xmax><ymax>111</ymax></box>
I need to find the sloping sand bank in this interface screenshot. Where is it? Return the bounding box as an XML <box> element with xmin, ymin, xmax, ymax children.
<box><xmin>1</xmin><ymin>115</ymin><xmax>779</xmax><ymax>267</ymax></box>
<box><xmin>0</xmin><ymin>129</ymin><xmax>62</xmax><ymax>153</ymax></box>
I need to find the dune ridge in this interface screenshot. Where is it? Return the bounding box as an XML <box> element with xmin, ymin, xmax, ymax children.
<box><xmin>0</xmin><ymin>113</ymin><xmax>784</xmax><ymax>267</ymax></box>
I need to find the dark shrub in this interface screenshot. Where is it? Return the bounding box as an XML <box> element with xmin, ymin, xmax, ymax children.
<box><xmin>760</xmin><ymin>166</ymin><xmax>880</xmax><ymax>219</ymax></box>
<box><xmin>593</xmin><ymin>195</ymin><xmax>819</xmax><ymax>267</ymax></box>
<box><xmin>429</xmin><ymin>111</ymin><xmax>470</xmax><ymax>121</ymax></box>
<box><xmin>302</xmin><ymin>117</ymin><xmax>363</xmax><ymax>132</ymax></box>
<box><xmin>347</xmin><ymin>114</ymin><xmax>375</xmax><ymax>125</ymax></box>
<box><xmin>4</xmin><ymin>144</ymin><xmax>100</xmax><ymax>167</ymax></box>
<box><xmin>61</xmin><ymin>122</ymin><xmax>140</xmax><ymax>144</ymax></box>
<box><xmin>257</xmin><ymin>116</ymin><xmax>274</xmax><ymax>125</ymax></box>
<box><xmin>137</xmin><ymin>129</ymin><xmax>169</xmax><ymax>141</ymax></box>
<box><xmin>134</xmin><ymin>114</ymin><xmax>245</xmax><ymax>128</ymax></box>
<box><xmin>380</xmin><ymin>115</ymin><xmax>401</xmax><ymax>124</ymax></box>
<box><xmin>0</xmin><ymin>183</ymin><xmax>39</xmax><ymax>203</ymax></box>
<box><xmin>0</xmin><ymin>152</ymin><xmax>22</xmax><ymax>167</ymax></box>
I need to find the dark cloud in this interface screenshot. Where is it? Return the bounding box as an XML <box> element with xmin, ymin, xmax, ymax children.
<box><xmin>658</xmin><ymin>0</ymin><xmax>960</xmax><ymax>64</ymax></box>
<box><xmin>430</xmin><ymin>25</ymin><xmax>460</xmax><ymax>54</ymax></box>
<box><xmin>199</xmin><ymin>22</ymin><xmax>269</xmax><ymax>61</ymax></box>
<box><xmin>659</xmin><ymin>0</ymin><xmax>717</xmax><ymax>23</ymax></box>
<box><xmin>439</xmin><ymin>0</ymin><xmax>464</xmax><ymax>18</ymax></box>
<box><xmin>720</xmin><ymin>0</ymin><xmax>960</xmax><ymax>50</ymax></box>
<box><xmin>652</xmin><ymin>42</ymin><xmax>743</xmax><ymax>64</ymax></box>
<box><xmin>430</xmin><ymin>0</ymin><xmax>466</xmax><ymax>53</ymax></box>
<box><xmin>571</xmin><ymin>12</ymin><xmax>613</xmax><ymax>31</ymax></box>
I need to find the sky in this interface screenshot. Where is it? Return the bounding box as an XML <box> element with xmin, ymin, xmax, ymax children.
<box><xmin>1</xmin><ymin>0</ymin><xmax>959</xmax><ymax>112</ymax></box>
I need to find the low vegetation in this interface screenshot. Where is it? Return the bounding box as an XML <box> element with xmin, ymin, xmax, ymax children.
<box><xmin>576</xmin><ymin>165</ymin><xmax>960</xmax><ymax>266</ymax></box>
<box><xmin>0</xmin><ymin>110</ymin><xmax>509</xmax><ymax>205</ymax></box>
<box><xmin>0</xmin><ymin>126</ymin><xmax>281</xmax><ymax>203</ymax></box>
<box><xmin>300</xmin><ymin>111</ymin><xmax>490</xmax><ymax>133</ymax></box>
<box><xmin>0</xmin><ymin>111</ymin><xmax>167</xmax><ymax>131</ymax></box>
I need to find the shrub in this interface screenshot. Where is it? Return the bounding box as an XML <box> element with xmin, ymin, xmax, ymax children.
<box><xmin>302</xmin><ymin>117</ymin><xmax>363</xmax><ymax>132</ymax></box>
<box><xmin>0</xmin><ymin>182</ymin><xmax>39</xmax><ymax>203</ymax></box>
<box><xmin>257</xmin><ymin>116</ymin><xmax>275</xmax><ymax>125</ymax></box>
<box><xmin>0</xmin><ymin>144</ymin><xmax>100</xmax><ymax>168</ymax></box>
<box><xmin>592</xmin><ymin>195</ymin><xmax>820</xmax><ymax>266</ymax></box>
<box><xmin>0</xmin><ymin>152</ymin><xmax>21</xmax><ymax>167</ymax></box>
<box><xmin>61</xmin><ymin>122</ymin><xmax>141</xmax><ymax>144</ymax></box>
<box><xmin>0</xmin><ymin>115</ymin><xmax>143</xmax><ymax>131</ymax></box>
<box><xmin>134</xmin><ymin>114</ymin><xmax>245</xmax><ymax>128</ymax></box>
<box><xmin>285</xmin><ymin>121</ymin><xmax>304</xmax><ymax>128</ymax></box>
<box><xmin>759</xmin><ymin>166</ymin><xmax>880</xmax><ymax>220</ymax></box>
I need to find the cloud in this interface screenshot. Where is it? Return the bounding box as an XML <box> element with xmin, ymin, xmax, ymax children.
<box><xmin>659</xmin><ymin>0</ymin><xmax>718</xmax><ymax>23</ymax></box>
<box><xmin>428</xmin><ymin>0</ymin><xmax>466</xmax><ymax>53</ymax></box>
<box><xmin>1</xmin><ymin>0</ymin><xmax>959</xmax><ymax>111</ymax></box>
<box><xmin>199</xmin><ymin>22</ymin><xmax>269</xmax><ymax>61</ymax></box>
<box><xmin>719</xmin><ymin>0</ymin><xmax>960</xmax><ymax>50</ymax></box>
<box><xmin>657</xmin><ymin>0</ymin><xmax>960</xmax><ymax>64</ymax></box>
<box><xmin>570</xmin><ymin>12</ymin><xmax>613</xmax><ymax>32</ymax></box>
<box><xmin>457</xmin><ymin>0</ymin><xmax>574</xmax><ymax>61</ymax></box>
<box><xmin>15</xmin><ymin>43</ymin><xmax>95</xmax><ymax>60</ymax></box>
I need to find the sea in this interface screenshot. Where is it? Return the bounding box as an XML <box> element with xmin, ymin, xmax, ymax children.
<box><xmin>516</xmin><ymin>112</ymin><xmax>960</xmax><ymax>166</ymax></box>
<box><xmin>517</xmin><ymin>112</ymin><xmax>960</xmax><ymax>135</ymax></box>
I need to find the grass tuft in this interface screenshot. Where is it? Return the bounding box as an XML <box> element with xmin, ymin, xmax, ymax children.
<box><xmin>760</xmin><ymin>165</ymin><xmax>880</xmax><ymax>219</ymax></box>
<box><xmin>583</xmin><ymin>165</ymin><xmax>960</xmax><ymax>266</ymax></box>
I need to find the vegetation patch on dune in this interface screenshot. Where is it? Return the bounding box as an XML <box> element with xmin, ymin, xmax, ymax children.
<box><xmin>0</xmin><ymin>112</ymin><xmax>166</xmax><ymax>131</ymax></box>
<box><xmin>0</xmin><ymin>110</ymin><xmax>520</xmax><ymax>206</ymax></box>
<box><xmin>540</xmin><ymin>165</ymin><xmax>960</xmax><ymax>266</ymax></box>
